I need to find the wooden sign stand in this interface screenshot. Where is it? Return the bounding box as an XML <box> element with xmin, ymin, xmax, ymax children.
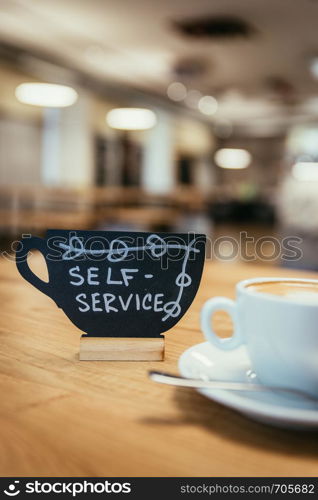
<box><xmin>80</xmin><ymin>336</ymin><xmax>165</xmax><ymax>361</ymax></box>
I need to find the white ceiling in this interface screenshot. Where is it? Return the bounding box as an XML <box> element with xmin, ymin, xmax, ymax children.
<box><xmin>1</xmin><ymin>0</ymin><xmax>318</xmax><ymax>128</ymax></box>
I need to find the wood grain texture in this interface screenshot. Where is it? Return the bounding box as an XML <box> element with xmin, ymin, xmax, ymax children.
<box><xmin>1</xmin><ymin>252</ymin><xmax>318</xmax><ymax>476</ymax></box>
<box><xmin>80</xmin><ymin>337</ymin><xmax>165</xmax><ymax>361</ymax></box>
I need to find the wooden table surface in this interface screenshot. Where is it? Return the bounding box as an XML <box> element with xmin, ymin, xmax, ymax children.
<box><xmin>1</xmin><ymin>253</ymin><xmax>318</xmax><ymax>477</ymax></box>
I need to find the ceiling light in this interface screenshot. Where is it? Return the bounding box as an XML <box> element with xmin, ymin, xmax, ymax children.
<box><xmin>106</xmin><ymin>108</ymin><xmax>157</xmax><ymax>130</ymax></box>
<box><xmin>167</xmin><ymin>82</ymin><xmax>187</xmax><ymax>101</ymax></box>
<box><xmin>214</xmin><ymin>148</ymin><xmax>251</xmax><ymax>169</ymax></box>
<box><xmin>292</xmin><ymin>162</ymin><xmax>318</xmax><ymax>181</ymax></box>
<box><xmin>198</xmin><ymin>95</ymin><xmax>218</xmax><ymax>115</ymax></box>
<box><xmin>15</xmin><ymin>83</ymin><xmax>78</xmax><ymax>107</ymax></box>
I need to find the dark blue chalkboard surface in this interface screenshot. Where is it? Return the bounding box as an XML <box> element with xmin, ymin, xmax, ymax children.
<box><xmin>16</xmin><ymin>230</ymin><xmax>206</xmax><ymax>338</ymax></box>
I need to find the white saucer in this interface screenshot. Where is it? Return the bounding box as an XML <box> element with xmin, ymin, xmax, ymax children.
<box><xmin>178</xmin><ymin>342</ymin><xmax>318</xmax><ymax>429</ymax></box>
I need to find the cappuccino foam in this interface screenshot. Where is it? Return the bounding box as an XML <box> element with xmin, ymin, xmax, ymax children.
<box><xmin>246</xmin><ymin>281</ymin><xmax>318</xmax><ymax>304</ymax></box>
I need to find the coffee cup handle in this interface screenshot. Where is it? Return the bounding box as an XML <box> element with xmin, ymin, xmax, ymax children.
<box><xmin>16</xmin><ymin>236</ymin><xmax>53</xmax><ymax>299</ymax></box>
<box><xmin>200</xmin><ymin>297</ymin><xmax>243</xmax><ymax>350</ymax></box>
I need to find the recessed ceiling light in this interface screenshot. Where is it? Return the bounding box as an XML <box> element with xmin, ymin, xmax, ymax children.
<box><xmin>214</xmin><ymin>148</ymin><xmax>251</xmax><ymax>169</ymax></box>
<box><xmin>198</xmin><ymin>95</ymin><xmax>218</xmax><ymax>115</ymax></box>
<box><xmin>292</xmin><ymin>162</ymin><xmax>318</xmax><ymax>181</ymax></box>
<box><xmin>106</xmin><ymin>108</ymin><xmax>157</xmax><ymax>130</ymax></box>
<box><xmin>167</xmin><ymin>82</ymin><xmax>187</xmax><ymax>101</ymax></box>
<box><xmin>15</xmin><ymin>83</ymin><xmax>78</xmax><ymax>107</ymax></box>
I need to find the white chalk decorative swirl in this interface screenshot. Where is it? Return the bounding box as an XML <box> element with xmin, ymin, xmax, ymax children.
<box><xmin>59</xmin><ymin>234</ymin><xmax>199</xmax><ymax>322</ymax></box>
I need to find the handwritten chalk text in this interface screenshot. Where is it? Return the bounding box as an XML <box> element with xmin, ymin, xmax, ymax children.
<box><xmin>69</xmin><ymin>266</ymin><xmax>139</xmax><ymax>287</ymax></box>
<box><xmin>75</xmin><ymin>292</ymin><xmax>165</xmax><ymax>313</ymax></box>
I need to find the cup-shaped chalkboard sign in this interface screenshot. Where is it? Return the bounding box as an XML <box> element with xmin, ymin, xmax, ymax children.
<box><xmin>16</xmin><ymin>230</ymin><xmax>206</xmax><ymax>338</ymax></box>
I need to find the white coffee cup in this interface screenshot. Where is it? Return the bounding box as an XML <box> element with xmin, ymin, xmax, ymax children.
<box><xmin>201</xmin><ymin>277</ymin><xmax>318</xmax><ymax>396</ymax></box>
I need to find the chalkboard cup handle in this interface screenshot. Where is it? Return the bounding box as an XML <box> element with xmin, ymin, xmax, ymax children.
<box><xmin>16</xmin><ymin>236</ymin><xmax>53</xmax><ymax>300</ymax></box>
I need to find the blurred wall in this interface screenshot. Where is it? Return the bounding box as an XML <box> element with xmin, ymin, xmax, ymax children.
<box><xmin>0</xmin><ymin>115</ymin><xmax>42</xmax><ymax>185</ymax></box>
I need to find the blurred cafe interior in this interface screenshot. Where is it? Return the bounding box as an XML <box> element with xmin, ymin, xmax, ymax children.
<box><xmin>1</xmin><ymin>0</ymin><xmax>318</xmax><ymax>269</ymax></box>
